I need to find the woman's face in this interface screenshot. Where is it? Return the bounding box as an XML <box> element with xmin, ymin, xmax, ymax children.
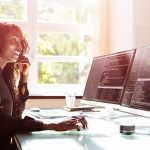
<box><xmin>0</xmin><ymin>31</ymin><xmax>22</xmax><ymax>63</ymax></box>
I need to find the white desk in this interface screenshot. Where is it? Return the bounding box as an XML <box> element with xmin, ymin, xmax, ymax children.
<box><xmin>13</xmin><ymin>109</ymin><xmax>150</xmax><ymax>150</ymax></box>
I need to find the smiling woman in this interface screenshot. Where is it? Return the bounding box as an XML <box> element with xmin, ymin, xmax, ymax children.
<box><xmin>0</xmin><ymin>22</ymin><xmax>30</xmax><ymax>119</ymax></box>
<box><xmin>0</xmin><ymin>22</ymin><xmax>87</xmax><ymax>150</ymax></box>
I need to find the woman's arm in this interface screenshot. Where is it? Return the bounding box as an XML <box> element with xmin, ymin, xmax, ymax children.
<box><xmin>17</xmin><ymin>56</ymin><xmax>30</xmax><ymax>97</ymax></box>
<box><xmin>0</xmin><ymin>110</ymin><xmax>43</xmax><ymax>138</ymax></box>
<box><xmin>13</xmin><ymin>56</ymin><xmax>30</xmax><ymax>118</ymax></box>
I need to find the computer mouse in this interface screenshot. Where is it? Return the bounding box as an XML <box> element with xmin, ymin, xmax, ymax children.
<box><xmin>30</xmin><ymin>108</ymin><xmax>40</xmax><ymax>112</ymax></box>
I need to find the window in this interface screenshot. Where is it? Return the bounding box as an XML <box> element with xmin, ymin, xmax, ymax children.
<box><xmin>0</xmin><ymin>0</ymin><xmax>97</xmax><ymax>96</ymax></box>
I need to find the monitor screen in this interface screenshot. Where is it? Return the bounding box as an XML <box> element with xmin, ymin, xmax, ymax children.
<box><xmin>121</xmin><ymin>46</ymin><xmax>150</xmax><ymax>112</ymax></box>
<box><xmin>81</xmin><ymin>49</ymin><xmax>135</xmax><ymax>108</ymax></box>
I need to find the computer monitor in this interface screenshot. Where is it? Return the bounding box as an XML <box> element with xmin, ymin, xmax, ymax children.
<box><xmin>81</xmin><ymin>49</ymin><xmax>136</xmax><ymax>109</ymax></box>
<box><xmin>120</xmin><ymin>45</ymin><xmax>150</xmax><ymax>117</ymax></box>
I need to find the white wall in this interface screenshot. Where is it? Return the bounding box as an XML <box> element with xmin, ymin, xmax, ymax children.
<box><xmin>108</xmin><ymin>0</ymin><xmax>150</xmax><ymax>53</ymax></box>
<box><xmin>133</xmin><ymin>0</ymin><xmax>150</xmax><ymax>48</ymax></box>
<box><xmin>108</xmin><ymin>0</ymin><xmax>134</xmax><ymax>53</ymax></box>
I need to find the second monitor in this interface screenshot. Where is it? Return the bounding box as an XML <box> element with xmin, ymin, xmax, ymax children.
<box><xmin>120</xmin><ymin>45</ymin><xmax>150</xmax><ymax>117</ymax></box>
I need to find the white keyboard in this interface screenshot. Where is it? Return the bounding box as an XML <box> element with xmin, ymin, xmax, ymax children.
<box><xmin>29</xmin><ymin>109</ymin><xmax>81</xmax><ymax>119</ymax></box>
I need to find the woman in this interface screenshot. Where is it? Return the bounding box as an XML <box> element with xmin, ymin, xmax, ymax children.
<box><xmin>0</xmin><ymin>22</ymin><xmax>87</xmax><ymax>150</ymax></box>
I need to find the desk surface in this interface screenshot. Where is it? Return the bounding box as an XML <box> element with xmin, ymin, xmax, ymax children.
<box><xmin>14</xmin><ymin>109</ymin><xmax>150</xmax><ymax>150</ymax></box>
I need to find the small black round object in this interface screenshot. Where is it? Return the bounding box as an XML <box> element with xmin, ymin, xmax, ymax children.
<box><xmin>120</xmin><ymin>124</ymin><xmax>135</xmax><ymax>135</ymax></box>
<box><xmin>30</xmin><ymin>108</ymin><xmax>40</xmax><ymax>112</ymax></box>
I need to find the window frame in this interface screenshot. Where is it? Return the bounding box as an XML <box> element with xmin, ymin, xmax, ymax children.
<box><xmin>1</xmin><ymin>0</ymin><xmax>97</xmax><ymax>96</ymax></box>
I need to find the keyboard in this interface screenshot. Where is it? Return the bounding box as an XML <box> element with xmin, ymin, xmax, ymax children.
<box><xmin>29</xmin><ymin>109</ymin><xmax>81</xmax><ymax>119</ymax></box>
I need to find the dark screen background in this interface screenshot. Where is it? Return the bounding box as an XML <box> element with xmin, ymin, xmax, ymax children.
<box><xmin>121</xmin><ymin>46</ymin><xmax>150</xmax><ymax>111</ymax></box>
<box><xmin>83</xmin><ymin>50</ymin><xmax>135</xmax><ymax>104</ymax></box>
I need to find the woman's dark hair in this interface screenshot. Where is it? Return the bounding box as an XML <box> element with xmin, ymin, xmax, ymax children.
<box><xmin>0</xmin><ymin>22</ymin><xmax>29</xmax><ymax>56</ymax></box>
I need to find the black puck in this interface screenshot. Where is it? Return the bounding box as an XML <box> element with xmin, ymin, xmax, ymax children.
<box><xmin>120</xmin><ymin>124</ymin><xmax>135</xmax><ymax>135</ymax></box>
